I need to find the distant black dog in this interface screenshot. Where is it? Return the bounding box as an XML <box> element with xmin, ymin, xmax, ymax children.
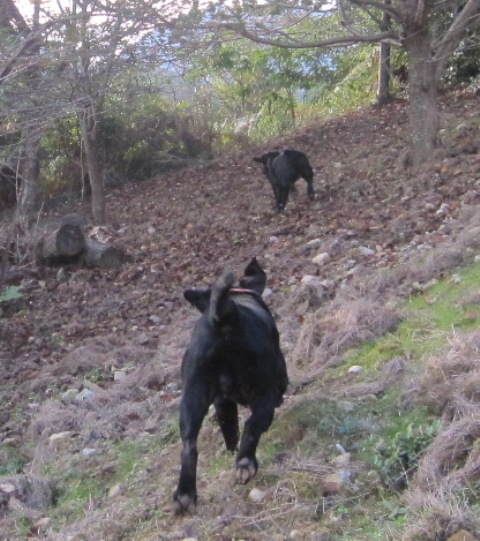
<box><xmin>253</xmin><ymin>149</ymin><xmax>315</xmax><ymax>212</ymax></box>
<box><xmin>173</xmin><ymin>258</ymin><xmax>288</xmax><ymax>514</ymax></box>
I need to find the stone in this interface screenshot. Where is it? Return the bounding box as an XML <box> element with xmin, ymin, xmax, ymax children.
<box><xmin>108</xmin><ymin>484</ymin><xmax>122</xmax><ymax>498</ymax></box>
<box><xmin>301</xmin><ymin>275</ymin><xmax>318</xmax><ymax>286</ymax></box>
<box><xmin>348</xmin><ymin>365</ymin><xmax>363</xmax><ymax>374</ymax></box>
<box><xmin>49</xmin><ymin>431</ymin><xmax>72</xmax><ymax>444</ymax></box>
<box><xmin>306</xmin><ymin>238</ymin><xmax>322</xmax><ymax>248</ymax></box>
<box><xmin>248</xmin><ymin>487</ymin><xmax>267</xmax><ymax>503</ymax></box>
<box><xmin>113</xmin><ymin>370</ymin><xmax>127</xmax><ymax>382</ymax></box>
<box><xmin>321</xmin><ymin>473</ymin><xmax>344</xmax><ymax>495</ymax></box>
<box><xmin>312</xmin><ymin>252</ymin><xmax>331</xmax><ymax>266</ymax></box>
<box><xmin>76</xmin><ymin>388</ymin><xmax>95</xmax><ymax>401</ymax></box>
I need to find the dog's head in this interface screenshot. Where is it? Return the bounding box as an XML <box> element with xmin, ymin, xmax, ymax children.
<box><xmin>239</xmin><ymin>257</ymin><xmax>266</xmax><ymax>295</ymax></box>
<box><xmin>184</xmin><ymin>288</ymin><xmax>211</xmax><ymax>313</ymax></box>
<box><xmin>253</xmin><ymin>152</ymin><xmax>280</xmax><ymax>166</ymax></box>
<box><xmin>184</xmin><ymin>258</ymin><xmax>267</xmax><ymax>314</ymax></box>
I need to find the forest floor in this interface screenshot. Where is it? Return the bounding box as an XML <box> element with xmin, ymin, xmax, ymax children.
<box><xmin>1</xmin><ymin>89</ymin><xmax>480</xmax><ymax>541</ymax></box>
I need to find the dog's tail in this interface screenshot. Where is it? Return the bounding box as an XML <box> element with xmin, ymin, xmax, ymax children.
<box><xmin>209</xmin><ymin>270</ymin><xmax>236</xmax><ymax>327</ymax></box>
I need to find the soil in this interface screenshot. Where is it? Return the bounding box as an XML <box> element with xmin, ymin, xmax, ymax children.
<box><xmin>1</xmin><ymin>89</ymin><xmax>480</xmax><ymax>540</ymax></box>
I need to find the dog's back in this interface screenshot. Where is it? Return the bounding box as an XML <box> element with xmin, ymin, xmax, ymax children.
<box><xmin>282</xmin><ymin>149</ymin><xmax>314</xmax><ymax>182</ymax></box>
<box><xmin>200</xmin><ymin>267</ymin><xmax>286</xmax><ymax>406</ymax></box>
<box><xmin>182</xmin><ymin>259</ymin><xmax>287</xmax><ymax>405</ymax></box>
<box><xmin>253</xmin><ymin>149</ymin><xmax>315</xmax><ymax>211</ymax></box>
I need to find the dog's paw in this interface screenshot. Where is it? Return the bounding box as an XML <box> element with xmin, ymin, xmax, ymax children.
<box><xmin>235</xmin><ymin>457</ymin><xmax>257</xmax><ymax>484</ymax></box>
<box><xmin>172</xmin><ymin>492</ymin><xmax>196</xmax><ymax>515</ymax></box>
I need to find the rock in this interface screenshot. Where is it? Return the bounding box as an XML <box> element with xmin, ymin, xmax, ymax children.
<box><xmin>321</xmin><ymin>473</ymin><xmax>344</xmax><ymax>495</ymax></box>
<box><xmin>348</xmin><ymin>365</ymin><xmax>363</xmax><ymax>374</ymax></box>
<box><xmin>108</xmin><ymin>484</ymin><xmax>122</xmax><ymax>498</ymax></box>
<box><xmin>81</xmin><ymin>448</ymin><xmax>97</xmax><ymax>456</ymax></box>
<box><xmin>262</xmin><ymin>287</ymin><xmax>273</xmax><ymax>298</ymax></box>
<box><xmin>248</xmin><ymin>487</ymin><xmax>267</xmax><ymax>503</ymax></box>
<box><xmin>312</xmin><ymin>252</ymin><xmax>331</xmax><ymax>266</ymax></box>
<box><xmin>113</xmin><ymin>370</ymin><xmax>127</xmax><ymax>382</ymax></box>
<box><xmin>0</xmin><ymin>482</ymin><xmax>16</xmax><ymax>494</ymax></box>
<box><xmin>49</xmin><ymin>431</ymin><xmax>72</xmax><ymax>444</ymax></box>
<box><xmin>301</xmin><ymin>275</ymin><xmax>318</xmax><ymax>286</ymax></box>
<box><xmin>0</xmin><ymin>475</ymin><xmax>54</xmax><ymax>510</ymax></box>
<box><xmin>76</xmin><ymin>388</ymin><xmax>95</xmax><ymax>401</ymax></box>
<box><xmin>306</xmin><ymin>238</ymin><xmax>322</xmax><ymax>248</ymax></box>
<box><xmin>436</xmin><ymin>203</ymin><xmax>450</xmax><ymax>217</ymax></box>
<box><xmin>358</xmin><ymin>246</ymin><xmax>376</xmax><ymax>256</ymax></box>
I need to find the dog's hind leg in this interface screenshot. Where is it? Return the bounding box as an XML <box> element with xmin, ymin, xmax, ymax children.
<box><xmin>173</xmin><ymin>387</ymin><xmax>211</xmax><ymax>514</ymax></box>
<box><xmin>214</xmin><ymin>396</ymin><xmax>239</xmax><ymax>452</ymax></box>
<box><xmin>235</xmin><ymin>397</ymin><xmax>276</xmax><ymax>483</ymax></box>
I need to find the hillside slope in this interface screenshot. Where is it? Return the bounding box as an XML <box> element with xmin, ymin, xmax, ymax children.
<box><xmin>1</xmin><ymin>90</ymin><xmax>480</xmax><ymax>540</ymax></box>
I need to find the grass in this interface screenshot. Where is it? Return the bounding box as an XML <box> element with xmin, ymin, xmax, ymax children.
<box><xmin>6</xmin><ymin>263</ymin><xmax>480</xmax><ymax>540</ymax></box>
<box><xmin>247</xmin><ymin>262</ymin><xmax>480</xmax><ymax>540</ymax></box>
<box><xmin>342</xmin><ymin>263</ymin><xmax>480</xmax><ymax>376</ymax></box>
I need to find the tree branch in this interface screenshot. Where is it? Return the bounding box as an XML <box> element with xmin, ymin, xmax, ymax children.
<box><xmin>433</xmin><ymin>0</ymin><xmax>480</xmax><ymax>81</ymax></box>
<box><xmin>219</xmin><ymin>21</ymin><xmax>398</xmax><ymax>49</ymax></box>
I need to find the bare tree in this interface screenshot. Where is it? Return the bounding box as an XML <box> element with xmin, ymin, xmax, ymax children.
<box><xmin>47</xmin><ymin>0</ymin><xmax>179</xmax><ymax>223</ymax></box>
<box><xmin>2</xmin><ymin>0</ymin><xmax>179</xmax><ymax>224</ymax></box>
<box><xmin>203</xmin><ymin>0</ymin><xmax>480</xmax><ymax>166</ymax></box>
<box><xmin>0</xmin><ymin>0</ymin><xmax>45</xmax><ymax>215</ymax></box>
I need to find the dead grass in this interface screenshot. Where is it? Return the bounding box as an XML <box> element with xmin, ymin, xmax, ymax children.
<box><xmin>400</xmin><ymin>332</ymin><xmax>480</xmax><ymax>541</ymax></box>
<box><xmin>292</xmin><ymin>296</ymin><xmax>401</xmax><ymax>376</ymax></box>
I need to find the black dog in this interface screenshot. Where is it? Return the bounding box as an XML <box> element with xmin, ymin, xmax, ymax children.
<box><xmin>253</xmin><ymin>149</ymin><xmax>315</xmax><ymax>212</ymax></box>
<box><xmin>173</xmin><ymin>258</ymin><xmax>288</xmax><ymax>514</ymax></box>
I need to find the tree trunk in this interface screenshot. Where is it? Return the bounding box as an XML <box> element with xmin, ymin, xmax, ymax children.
<box><xmin>36</xmin><ymin>223</ymin><xmax>85</xmax><ymax>263</ymax></box>
<box><xmin>377</xmin><ymin>42</ymin><xmax>391</xmax><ymax>105</ymax></box>
<box><xmin>83</xmin><ymin>239</ymin><xmax>123</xmax><ymax>269</ymax></box>
<box><xmin>404</xmin><ymin>24</ymin><xmax>439</xmax><ymax>167</ymax></box>
<box><xmin>377</xmin><ymin>6</ymin><xmax>391</xmax><ymax>105</ymax></box>
<box><xmin>81</xmin><ymin>103</ymin><xmax>106</xmax><ymax>224</ymax></box>
<box><xmin>18</xmin><ymin>129</ymin><xmax>40</xmax><ymax>215</ymax></box>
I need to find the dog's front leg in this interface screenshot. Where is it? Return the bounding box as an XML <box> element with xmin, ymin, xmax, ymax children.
<box><xmin>235</xmin><ymin>397</ymin><xmax>275</xmax><ymax>484</ymax></box>
<box><xmin>173</xmin><ymin>391</ymin><xmax>210</xmax><ymax>514</ymax></box>
<box><xmin>306</xmin><ymin>179</ymin><xmax>315</xmax><ymax>200</ymax></box>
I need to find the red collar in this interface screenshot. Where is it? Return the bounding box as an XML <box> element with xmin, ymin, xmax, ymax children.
<box><xmin>230</xmin><ymin>287</ymin><xmax>256</xmax><ymax>294</ymax></box>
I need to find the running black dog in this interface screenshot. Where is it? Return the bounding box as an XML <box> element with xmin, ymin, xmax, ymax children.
<box><xmin>253</xmin><ymin>149</ymin><xmax>315</xmax><ymax>212</ymax></box>
<box><xmin>173</xmin><ymin>258</ymin><xmax>288</xmax><ymax>514</ymax></box>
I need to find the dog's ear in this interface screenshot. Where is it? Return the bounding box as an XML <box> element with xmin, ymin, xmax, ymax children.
<box><xmin>239</xmin><ymin>257</ymin><xmax>266</xmax><ymax>295</ymax></box>
<box><xmin>184</xmin><ymin>289</ymin><xmax>211</xmax><ymax>313</ymax></box>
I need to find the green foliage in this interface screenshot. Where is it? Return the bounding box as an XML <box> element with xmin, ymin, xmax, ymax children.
<box><xmin>0</xmin><ymin>447</ymin><xmax>28</xmax><ymax>475</ymax></box>
<box><xmin>369</xmin><ymin>418</ymin><xmax>441</xmax><ymax>490</ymax></box>
<box><xmin>344</xmin><ymin>264</ymin><xmax>480</xmax><ymax>376</ymax></box>
<box><xmin>309</xmin><ymin>45</ymin><xmax>378</xmax><ymax>115</ymax></box>
<box><xmin>40</xmin><ymin>118</ymin><xmax>84</xmax><ymax>197</ymax></box>
<box><xmin>0</xmin><ymin>285</ymin><xmax>23</xmax><ymax>303</ymax></box>
<box><xmin>38</xmin><ymin>88</ymin><xmax>215</xmax><ymax>199</ymax></box>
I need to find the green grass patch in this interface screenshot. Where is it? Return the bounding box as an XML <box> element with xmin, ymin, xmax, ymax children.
<box><xmin>0</xmin><ymin>447</ymin><xmax>29</xmax><ymax>475</ymax></box>
<box><xmin>341</xmin><ymin>263</ymin><xmax>480</xmax><ymax>376</ymax></box>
